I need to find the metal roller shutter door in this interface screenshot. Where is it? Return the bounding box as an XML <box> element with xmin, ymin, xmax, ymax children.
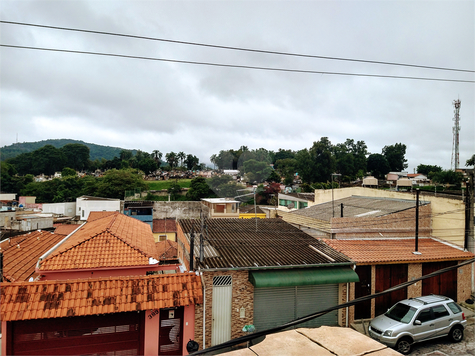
<box><xmin>253</xmin><ymin>284</ymin><xmax>338</xmax><ymax>332</ymax></box>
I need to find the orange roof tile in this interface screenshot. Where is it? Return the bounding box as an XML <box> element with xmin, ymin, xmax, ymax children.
<box><xmin>156</xmin><ymin>240</ymin><xmax>178</xmax><ymax>260</ymax></box>
<box><xmin>87</xmin><ymin>211</ymin><xmax>118</xmax><ymax>222</ymax></box>
<box><xmin>323</xmin><ymin>238</ymin><xmax>474</xmax><ymax>264</ymax></box>
<box><xmin>0</xmin><ymin>273</ymin><xmax>202</xmax><ymax>321</ymax></box>
<box><xmin>39</xmin><ymin>212</ymin><xmax>158</xmax><ymax>271</ymax></box>
<box><xmin>1</xmin><ymin>231</ymin><xmax>67</xmax><ymax>282</ymax></box>
<box><xmin>54</xmin><ymin>224</ymin><xmax>81</xmax><ymax>235</ymax></box>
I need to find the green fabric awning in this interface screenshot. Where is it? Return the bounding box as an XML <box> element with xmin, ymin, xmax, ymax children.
<box><xmin>249</xmin><ymin>267</ymin><xmax>359</xmax><ymax>288</ymax></box>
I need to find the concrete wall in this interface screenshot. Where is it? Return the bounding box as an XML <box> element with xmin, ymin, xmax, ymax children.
<box><xmin>0</xmin><ymin>211</ymin><xmax>16</xmax><ymax>228</ymax></box>
<box><xmin>42</xmin><ymin>202</ymin><xmax>76</xmax><ymax>217</ymax></box>
<box><xmin>314</xmin><ymin>187</ymin><xmax>465</xmax><ymax>247</ymax></box>
<box><xmin>76</xmin><ymin>199</ymin><xmax>121</xmax><ymax>220</ymax></box>
<box><xmin>153</xmin><ymin>201</ymin><xmax>208</xmax><ymax>220</ymax></box>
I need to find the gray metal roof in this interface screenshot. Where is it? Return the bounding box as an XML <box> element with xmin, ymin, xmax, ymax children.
<box><xmin>178</xmin><ymin>218</ymin><xmax>353</xmax><ymax>270</ymax></box>
<box><xmin>291</xmin><ymin>195</ymin><xmax>429</xmax><ymax>222</ymax></box>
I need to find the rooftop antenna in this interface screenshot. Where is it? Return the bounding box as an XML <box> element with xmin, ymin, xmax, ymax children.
<box><xmin>451</xmin><ymin>99</ymin><xmax>461</xmax><ymax>170</ymax></box>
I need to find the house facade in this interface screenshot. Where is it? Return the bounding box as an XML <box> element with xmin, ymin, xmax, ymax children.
<box><xmin>1</xmin><ymin>212</ymin><xmax>203</xmax><ymax>356</ymax></box>
<box><xmin>200</xmin><ymin>198</ymin><xmax>240</xmax><ymax>218</ymax></box>
<box><xmin>76</xmin><ymin>195</ymin><xmax>121</xmax><ymax>221</ymax></box>
<box><xmin>324</xmin><ymin>238</ymin><xmax>474</xmax><ymax>323</ymax></box>
<box><xmin>176</xmin><ymin>218</ymin><xmax>360</xmax><ymax>351</ymax></box>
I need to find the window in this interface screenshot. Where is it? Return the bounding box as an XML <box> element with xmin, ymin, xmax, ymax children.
<box><xmin>433</xmin><ymin>305</ymin><xmax>449</xmax><ymax>319</ymax></box>
<box><xmin>447</xmin><ymin>302</ymin><xmax>462</xmax><ymax>314</ymax></box>
<box><xmin>385</xmin><ymin>303</ymin><xmax>417</xmax><ymax>324</ymax></box>
<box><xmin>416</xmin><ymin>308</ymin><xmax>433</xmax><ymax>323</ymax></box>
<box><xmin>159</xmin><ymin>235</ymin><xmax>167</xmax><ymax>242</ymax></box>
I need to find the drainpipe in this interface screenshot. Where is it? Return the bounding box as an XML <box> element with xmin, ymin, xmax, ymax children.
<box><xmin>199</xmin><ymin>267</ymin><xmax>206</xmax><ymax>350</ymax></box>
<box><xmin>346</xmin><ymin>282</ymin><xmax>349</xmax><ymax>327</ymax></box>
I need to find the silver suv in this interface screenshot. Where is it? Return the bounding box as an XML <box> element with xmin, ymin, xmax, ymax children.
<box><xmin>368</xmin><ymin>295</ymin><xmax>467</xmax><ymax>354</ymax></box>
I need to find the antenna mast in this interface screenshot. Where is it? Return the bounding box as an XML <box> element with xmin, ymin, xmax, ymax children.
<box><xmin>451</xmin><ymin>99</ymin><xmax>461</xmax><ymax>170</ymax></box>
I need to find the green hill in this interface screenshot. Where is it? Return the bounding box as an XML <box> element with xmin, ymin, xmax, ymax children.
<box><xmin>0</xmin><ymin>139</ymin><xmax>137</xmax><ymax>162</ymax></box>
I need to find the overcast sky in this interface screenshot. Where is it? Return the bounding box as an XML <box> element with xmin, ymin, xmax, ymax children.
<box><xmin>1</xmin><ymin>0</ymin><xmax>474</xmax><ymax>173</ymax></box>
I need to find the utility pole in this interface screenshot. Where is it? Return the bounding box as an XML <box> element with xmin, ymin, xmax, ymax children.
<box><xmin>464</xmin><ymin>170</ymin><xmax>474</xmax><ymax>293</ymax></box>
<box><xmin>451</xmin><ymin>99</ymin><xmax>461</xmax><ymax>170</ymax></box>
<box><xmin>413</xmin><ymin>189</ymin><xmax>421</xmax><ymax>255</ymax></box>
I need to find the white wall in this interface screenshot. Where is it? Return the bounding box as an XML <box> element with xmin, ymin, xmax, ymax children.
<box><xmin>77</xmin><ymin>198</ymin><xmax>121</xmax><ymax>220</ymax></box>
<box><xmin>42</xmin><ymin>202</ymin><xmax>76</xmax><ymax>217</ymax></box>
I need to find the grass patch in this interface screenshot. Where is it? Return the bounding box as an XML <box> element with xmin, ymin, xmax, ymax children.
<box><xmin>145</xmin><ymin>179</ymin><xmax>192</xmax><ymax>190</ymax></box>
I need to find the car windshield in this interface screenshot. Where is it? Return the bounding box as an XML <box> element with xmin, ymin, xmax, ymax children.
<box><xmin>385</xmin><ymin>303</ymin><xmax>417</xmax><ymax>324</ymax></box>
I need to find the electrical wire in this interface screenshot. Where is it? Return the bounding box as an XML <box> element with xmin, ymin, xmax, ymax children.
<box><xmin>1</xmin><ymin>44</ymin><xmax>474</xmax><ymax>84</ymax></box>
<box><xmin>191</xmin><ymin>257</ymin><xmax>475</xmax><ymax>355</ymax></box>
<box><xmin>1</xmin><ymin>20</ymin><xmax>474</xmax><ymax>74</ymax></box>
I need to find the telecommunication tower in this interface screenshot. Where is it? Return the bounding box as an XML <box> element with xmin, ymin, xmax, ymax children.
<box><xmin>451</xmin><ymin>99</ymin><xmax>461</xmax><ymax>170</ymax></box>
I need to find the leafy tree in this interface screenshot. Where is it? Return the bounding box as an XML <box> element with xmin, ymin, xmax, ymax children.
<box><xmin>367</xmin><ymin>153</ymin><xmax>390</xmax><ymax>179</ymax></box>
<box><xmin>61</xmin><ymin>144</ymin><xmax>90</xmax><ymax>171</ymax></box>
<box><xmin>274</xmin><ymin>158</ymin><xmax>298</xmax><ymax>184</ymax></box>
<box><xmin>416</xmin><ymin>164</ymin><xmax>442</xmax><ymax>176</ymax></box>
<box><xmin>382</xmin><ymin>143</ymin><xmax>408</xmax><ymax>172</ymax></box>
<box><xmin>185</xmin><ymin>154</ymin><xmax>200</xmax><ymax>170</ymax></box>
<box><xmin>95</xmin><ymin>169</ymin><xmax>146</xmax><ymax>199</ymax></box>
<box><xmin>267</xmin><ymin>170</ymin><xmax>282</xmax><ymax>183</ymax></box>
<box><xmin>177</xmin><ymin>152</ymin><xmax>186</xmax><ymax>167</ymax></box>
<box><xmin>137</xmin><ymin>158</ymin><xmax>158</xmax><ymax>175</ymax></box>
<box><xmin>0</xmin><ymin>161</ymin><xmax>17</xmax><ymax>192</ymax></box>
<box><xmin>120</xmin><ymin>149</ymin><xmax>133</xmax><ymax>161</ymax></box>
<box><xmin>431</xmin><ymin>170</ymin><xmax>464</xmax><ymax>185</ymax></box>
<box><xmin>186</xmin><ymin>177</ymin><xmax>213</xmax><ymax>200</ymax></box>
<box><xmin>466</xmin><ymin>154</ymin><xmax>475</xmax><ymax>167</ymax></box>
<box><xmin>166</xmin><ymin>152</ymin><xmax>177</xmax><ymax>169</ymax></box>
<box><xmin>296</xmin><ymin>137</ymin><xmax>335</xmax><ymax>184</ymax></box>
<box><xmin>242</xmin><ymin>159</ymin><xmax>272</xmax><ymax>183</ymax></box>
<box><xmin>152</xmin><ymin>150</ymin><xmax>163</xmax><ymax>166</ymax></box>
<box><xmin>273</xmin><ymin>149</ymin><xmax>295</xmax><ymax>163</ymax></box>
<box><xmin>62</xmin><ymin>167</ymin><xmax>77</xmax><ymax>177</ymax></box>
<box><xmin>167</xmin><ymin>182</ymin><xmax>182</xmax><ymax>200</ymax></box>
<box><xmin>30</xmin><ymin>145</ymin><xmax>66</xmax><ymax>176</ymax></box>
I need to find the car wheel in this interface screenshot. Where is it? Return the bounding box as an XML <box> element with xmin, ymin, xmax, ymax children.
<box><xmin>396</xmin><ymin>337</ymin><xmax>412</xmax><ymax>355</ymax></box>
<box><xmin>449</xmin><ymin>326</ymin><xmax>464</xmax><ymax>342</ymax></box>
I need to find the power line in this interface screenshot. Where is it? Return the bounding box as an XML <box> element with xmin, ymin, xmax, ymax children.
<box><xmin>1</xmin><ymin>44</ymin><xmax>474</xmax><ymax>83</ymax></box>
<box><xmin>1</xmin><ymin>20</ymin><xmax>474</xmax><ymax>74</ymax></box>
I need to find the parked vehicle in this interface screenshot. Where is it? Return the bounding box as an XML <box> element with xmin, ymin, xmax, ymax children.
<box><xmin>368</xmin><ymin>295</ymin><xmax>466</xmax><ymax>354</ymax></box>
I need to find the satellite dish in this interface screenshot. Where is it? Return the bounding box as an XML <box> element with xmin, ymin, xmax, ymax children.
<box><xmin>287</xmin><ymin>203</ymin><xmax>295</xmax><ymax>209</ymax></box>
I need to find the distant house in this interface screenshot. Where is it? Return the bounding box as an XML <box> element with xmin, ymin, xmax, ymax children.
<box><xmin>238</xmin><ymin>204</ymin><xmax>266</xmax><ymax>219</ymax></box>
<box><xmin>278</xmin><ymin>192</ymin><xmax>314</xmax><ymax>210</ymax></box>
<box><xmin>76</xmin><ymin>195</ymin><xmax>120</xmax><ymax>220</ymax></box>
<box><xmin>123</xmin><ymin>200</ymin><xmax>154</xmax><ymax>229</ymax></box>
<box><xmin>324</xmin><ymin>238</ymin><xmax>474</xmax><ymax>323</ymax></box>
<box><xmin>201</xmin><ymin>198</ymin><xmax>240</xmax><ymax>218</ymax></box>
<box><xmin>362</xmin><ymin>176</ymin><xmax>378</xmax><ymax>187</ymax></box>
<box><xmin>153</xmin><ymin>218</ymin><xmax>178</xmax><ymax>242</ymax></box>
<box><xmin>176</xmin><ymin>218</ymin><xmax>359</xmax><ymax>350</ymax></box>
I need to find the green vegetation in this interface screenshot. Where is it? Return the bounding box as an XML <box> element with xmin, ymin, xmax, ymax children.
<box><xmin>145</xmin><ymin>179</ymin><xmax>192</xmax><ymax>190</ymax></box>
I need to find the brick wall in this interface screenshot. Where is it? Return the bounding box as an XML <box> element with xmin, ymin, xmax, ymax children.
<box><xmin>407</xmin><ymin>263</ymin><xmax>422</xmax><ymax>298</ymax></box>
<box><xmin>194</xmin><ymin>270</ymin><xmax>254</xmax><ymax>350</ymax></box>
<box><xmin>457</xmin><ymin>261</ymin><xmax>472</xmax><ymax>302</ymax></box>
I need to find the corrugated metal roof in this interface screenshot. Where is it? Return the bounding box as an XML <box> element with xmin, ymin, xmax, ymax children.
<box><xmin>179</xmin><ymin>218</ymin><xmax>353</xmax><ymax>270</ymax></box>
<box><xmin>291</xmin><ymin>195</ymin><xmax>428</xmax><ymax>221</ymax></box>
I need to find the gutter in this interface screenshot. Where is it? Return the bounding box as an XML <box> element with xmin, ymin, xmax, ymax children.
<box><xmin>36</xmin><ymin>222</ymin><xmax>86</xmax><ymax>271</ymax></box>
<box><xmin>198</xmin><ymin>261</ymin><xmax>355</xmax><ymax>272</ymax></box>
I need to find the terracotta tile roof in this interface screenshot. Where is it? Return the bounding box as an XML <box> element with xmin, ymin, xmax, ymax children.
<box><xmin>239</xmin><ymin>205</ymin><xmax>265</xmax><ymax>214</ymax></box>
<box><xmin>0</xmin><ymin>273</ymin><xmax>202</xmax><ymax>321</ymax></box>
<box><xmin>323</xmin><ymin>238</ymin><xmax>474</xmax><ymax>264</ymax></box>
<box><xmin>87</xmin><ymin>211</ymin><xmax>118</xmax><ymax>222</ymax></box>
<box><xmin>39</xmin><ymin>212</ymin><xmax>158</xmax><ymax>271</ymax></box>
<box><xmin>156</xmin><ymin>240</ymin><xmax>178</xmax><ymax>260</ymax></box>
<box><xmin>1</xmin><ymin>231</ymin><xmax>67</xmax><ymax>282</ymax></box>
<box><xmin>179</xmin><ymin>218</ymin><xmax>354</xmax><ymax>270</ymax></box>
<box><xmin>54</xmin><ymin>224</ymin><xmax>81</xmax><ymax>235</ymax></box>
<box><xmin>153</xmin><ymin>219</ymin><xmax>177</xmax><ymax>233</ymax></box>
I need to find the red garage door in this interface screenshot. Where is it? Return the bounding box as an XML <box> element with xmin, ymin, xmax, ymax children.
<box><xmin>375</xmin><ymin>264</ymin><xmax>408</xmax><ymax>317</ymax></box>
<box><xmin>422</xmin><ymin>261</ymin><xmax>457</xmax><ymax>300</ymax></box>
<box><xmin>8</xmin><ymin>312</ymin><xmax>144</xmax><ymax>355</ymax></box>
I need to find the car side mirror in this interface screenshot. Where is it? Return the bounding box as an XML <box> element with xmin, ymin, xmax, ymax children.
<box><xmin>414</xmin><ymin>320</ymin><xmax>422</xmax><ymax>325</ymax></box>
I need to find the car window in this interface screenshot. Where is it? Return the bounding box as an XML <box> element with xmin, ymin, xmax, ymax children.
<box><xmin>385</xmin><ymin>303</ymin><xmax>417</xmax><ymax>324</ymax></box>
<box><xmin>432</xmin><ymin>305</ymin><xmax>450</xmax><ymax>319</ymax></box>
<box><xmin>416</xmin><ymin>308</ymin><xmax>433</xmax><ymax>323</ymax></box>
<box><xmin>447</xmin><ymin>302</ymin><xmax>462</xmax><ymax>314</ymax></box>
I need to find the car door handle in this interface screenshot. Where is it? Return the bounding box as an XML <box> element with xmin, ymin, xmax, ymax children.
<box><xmin>430</xmin><ymin>324</ymin><xmax>434</xmax><ymax>327</ymax></box>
